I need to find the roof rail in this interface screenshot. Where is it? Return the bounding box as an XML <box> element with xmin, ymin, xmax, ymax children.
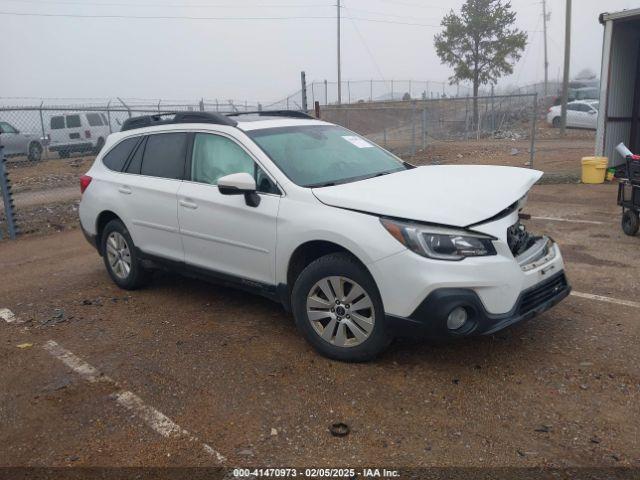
<box><xmin>226</xmin><ymin>110</ymin><xmax>315</xmax><ymax>120</ymax></box>
<box><xmin>121</xmin><ymin>111</ymin><xmax>237</xmax><ymax>132</ymax></box>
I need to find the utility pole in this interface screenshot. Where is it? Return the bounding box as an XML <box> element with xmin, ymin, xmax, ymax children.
<box><xmin>337</xmin><ymin>0</ymin><xmax>342</xmax><ymax>105</ymax></box>
<box><xmin>560</xmin><ymin>0</ymin><xmax>571</xmax><ymax>136</ymax></box>
<box><xmin>542</xmin><ymin>0</ymin><xmax>549</xmax><ymax>97</ymax></box>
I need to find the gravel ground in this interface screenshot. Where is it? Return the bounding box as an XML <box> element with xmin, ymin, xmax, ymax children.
<box><xmin>0</xmin><ymin>183</ymin><xmax>638</xmax><ymax>470</ymax></box>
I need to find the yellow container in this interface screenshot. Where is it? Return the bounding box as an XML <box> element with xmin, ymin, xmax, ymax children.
<box><xmin>581</xmin><ymin>157</ymin><xmax>608</xmax><ymax>184</ymax></box>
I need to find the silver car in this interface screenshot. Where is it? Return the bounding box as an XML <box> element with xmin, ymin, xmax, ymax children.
<box><xmin>0</xmin><ymin>121</ymin><xmax>44</xmax><ymax>161</ymax></box>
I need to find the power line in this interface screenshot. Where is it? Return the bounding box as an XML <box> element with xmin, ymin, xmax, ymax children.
<box><xmin>0</xmin><ymin>10</ymin><xmax>441</xmax><ymax>25</ymax></box>
<box><xmin>3</xmin><ymin>0</ymin><xmax>332</xmax><ymax>8</ymax></box>
<box><xmin>343</xmin><ymin>4</ymin><xmax>386</xmax><ymax>81</ymax></box>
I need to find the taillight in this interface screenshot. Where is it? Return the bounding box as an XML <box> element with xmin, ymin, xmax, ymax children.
<box><xmin>85</xmin><ymin>130</ymin><xmax>91</xmax><ymax>138</ymax></box>
<box><xmin>80</xmin><ymin>175</ymin><xmax>92</xmax><ymax>194</ymax></box>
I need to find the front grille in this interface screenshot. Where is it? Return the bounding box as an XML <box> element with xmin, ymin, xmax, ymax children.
<box><xmin>518</xmin><ymin>273</ymin><xmax>568</xmax><ymax>315</ymax></box>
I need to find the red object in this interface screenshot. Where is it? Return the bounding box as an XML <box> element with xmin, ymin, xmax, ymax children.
<box><xmin>85</xmin><ymin>130</ymin><xmax>91</xmax><ymax>138</ymax></box>
<box><xmin>630</xmin><ymin>154</ymin><xmax>640</xmax><ymax>161</ymax></box>
<box><xmin>80</xmin><ymin>175</ymin><xmax>92</xmax><ymax>194</ymax></box>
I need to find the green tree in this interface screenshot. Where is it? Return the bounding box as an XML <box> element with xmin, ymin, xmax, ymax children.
<box><xmin>434</xmin><ymin>0</ymin><xmax>527</xmax><ymax>127</ymax></box>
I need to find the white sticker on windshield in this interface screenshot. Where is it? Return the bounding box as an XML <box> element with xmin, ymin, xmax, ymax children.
<box><xmin>342</xmin><ymin>135</ymin><xmax>374</xmax><ymax>148</ymax></box>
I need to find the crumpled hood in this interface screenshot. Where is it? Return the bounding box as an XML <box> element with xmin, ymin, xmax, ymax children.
<box><xmin>312</xmin><ymin>165</ymin><xmax>542</xmax><ymax>227</ymax></box>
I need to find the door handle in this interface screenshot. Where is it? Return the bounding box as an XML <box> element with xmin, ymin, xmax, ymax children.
<box><xmin>179</xmin><ymin>199</ymin><xmax>198</xmax><ymax>210</ymax></box>
<box><xmin>118</xmin><ymin>186</ymin><xmax>132</xmax><ymax>195</ymax></box>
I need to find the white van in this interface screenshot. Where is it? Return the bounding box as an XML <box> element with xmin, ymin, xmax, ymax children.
<box><xmin>48</xmin><ymin>113</ymin><xmax>111</xmax><ymax>157</ymax></box>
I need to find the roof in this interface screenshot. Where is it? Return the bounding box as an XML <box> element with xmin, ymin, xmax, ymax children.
<box><xmin>600</xmin><ymin>8</ymin><xmax>640</xmax><ymax>24</ymax></box>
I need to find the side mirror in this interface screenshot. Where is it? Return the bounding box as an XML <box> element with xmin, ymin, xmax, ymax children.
<box><xmin>217</xmin><ymin>172</ymin><xmax>260</xmax><ymax>207</ymax></box>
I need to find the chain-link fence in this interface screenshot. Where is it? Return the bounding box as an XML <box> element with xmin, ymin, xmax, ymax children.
<box><xmin>321</xmin><ymin>93</ymin><xmax>538</xmax><ymax>158</ymax></box>
<box><xmin>1</xmin><ymin>92</ymin><xmax>597</xmax><ymax>241</ymax></box>
<box><xmin>266</xmin><ymin>79</ymin><xmax>487</xmax><ymax>110</ymax></box>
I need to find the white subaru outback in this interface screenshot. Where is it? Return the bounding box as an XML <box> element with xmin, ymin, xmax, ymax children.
<box><xmin>79</xmin><ymin>111</ymin><xmax>570</xmax><ymax>361</ymax></box>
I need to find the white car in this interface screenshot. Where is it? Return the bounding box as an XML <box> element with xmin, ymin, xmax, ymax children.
<box><xmin>48</xmin><ymin>112</ymin><xmax>111</xmax><ymax>157</ymax></box>
<box><xmin>79</xmin><ymin>111</ymin><xmax>570</xmax><ymax>361</ymax></box>
<box><xmin>547</xmin><ymin>100</ymin><xmax>598</xmax><ymax>129</ymax></box>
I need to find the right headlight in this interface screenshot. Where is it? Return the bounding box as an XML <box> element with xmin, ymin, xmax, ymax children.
<box><xmin>380</xmin><ymin>218</ymin><xmax>497</xmax><ymax>261</ymax></box>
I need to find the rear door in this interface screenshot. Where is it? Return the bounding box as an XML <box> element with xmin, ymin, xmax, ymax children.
<box><xmin>119</xmin><ymin>131</ymin><xmax>188</xmax><ymax>261</ymax></box>
<box><xmin>177</xmin><ymin>132</ymin><xmax>280</xmax><ymax>284</ymax></box>
<box><xmin>64</xmin><ymin>114</ymin><xmax>84</xmax><ymax>146</ymax></box>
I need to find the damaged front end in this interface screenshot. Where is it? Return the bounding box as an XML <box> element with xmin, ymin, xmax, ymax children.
<box><xmin>508</xmin><ymin>221</ymin><xmax>557</xmax><ymax>272</ymax></box>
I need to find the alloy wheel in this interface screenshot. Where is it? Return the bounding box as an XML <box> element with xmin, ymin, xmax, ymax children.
<box><xmin>306</xmin><ymin>276</ymin><xmax>375</xmax><ymax>347</ymax></box>
<box><xmin>105</xmin><ymin>232</ymin><xmax>132</xmax><ymax>279</ymax></box>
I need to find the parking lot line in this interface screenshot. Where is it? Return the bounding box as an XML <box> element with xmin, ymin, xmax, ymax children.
<box><xmin>42</xmin><ymin>340</ymin><xmax>226</xmax><ymax>463</ymax></box>
<box><xmin>571</xmin><ymin>291</ymin><xmax>640</xmax><ymax>309</ymax></box>
<box><xmin>531</xmin><ymin>216</ymin><xmax>606</xmax><ymax>225</ymax></box>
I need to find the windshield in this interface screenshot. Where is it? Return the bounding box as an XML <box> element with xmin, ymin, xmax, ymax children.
<box><xmin>248</xmin><ymin>125</ymin><xmax>408</xmax><ymax>187</ymax></box>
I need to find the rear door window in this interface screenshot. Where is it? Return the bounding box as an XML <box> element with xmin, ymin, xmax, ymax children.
<box><xmin>86</xmin><ymin>113</ymin><xmax>103</xmax><ymax>127</ymax></box>
<box><xmin>140</xmin><ymin>132</ymin><xmax>188</xmax><ymax>179</ymax></box>
<box><xmin>125</xmin><ymin>136</ymin><xmax>147</xmax><ymax>174</ymax></box>
<box><xmin>102</xmin><ymin>137</ymin><xmax>139</xmax><ymax>172</ymax></box>
<box><xmin>50</xmin><ymin>116</ymin><xmax>65</xmax><ymax>129</ymax></box>
<box><xmin>66</xmin><ymin>115</ymin><xmax>81</xmax><ymax>128</ymax></box>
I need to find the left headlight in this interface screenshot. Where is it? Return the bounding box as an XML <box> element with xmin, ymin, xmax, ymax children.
<box><xmin>380</xmin><ymin>218</ymin><xmax>497</xmax><ymax>261</ymax></box>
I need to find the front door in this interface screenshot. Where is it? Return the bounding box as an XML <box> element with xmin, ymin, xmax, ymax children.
<box><xmin>0</xmin><ymin>122</ymin><xmax>23</xmax><ymax>155</ymax></box>
<box><xmin>177</xmin><ymin>132</ymin><xmax>280</xmax><ymax>285</ymax></box>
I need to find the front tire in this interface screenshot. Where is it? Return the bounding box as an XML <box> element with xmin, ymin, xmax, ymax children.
<box><xmin>622</xmin><ymin>210</ymin><xmax>640</xmax><ymax>236</ymax></box>
<box><xmin>291</xmin><ymin>253</ymin><xmax>391</xmax><ymax>362</ymax></box>
<box><xmin>101</xmin><ymin>219</ymin><xmax>150</xmax><ymax>290</ymax></box>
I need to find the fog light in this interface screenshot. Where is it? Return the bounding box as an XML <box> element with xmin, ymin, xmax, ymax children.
<box><xmin>447</xmin><ymin>307</ymin><xmax>468</xmax><ymax>330</ymax></box>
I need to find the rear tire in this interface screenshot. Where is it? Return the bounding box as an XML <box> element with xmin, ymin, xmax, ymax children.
<box><xmin>101</xmin><ymin>219</ymin><xmax>150</xmax><ymax>290</ymax></box>
<box><xmin>291</xmin><ymin>253</ymin><xmax>391</xmax><ymax>362</ymax></box>
<box><xmin>27</xmin><ymin>142</ymin><xmax>42</xmax><ymax>162</ymax></box>
<box><xmin>552</xmin><ymin>117</ymin><xmax>561</xmax><ymax>128</ymax></box>
<box><xmin>622</xmin><ymin>210</ymin><xmax>640</xmax><ymax>236</ymax></box>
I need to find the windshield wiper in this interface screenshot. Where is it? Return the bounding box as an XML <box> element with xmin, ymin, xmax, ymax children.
<box><xmin>306</xmin><ymin>181</ymin><xmax>336</xmax><ymax>188</ymax></box>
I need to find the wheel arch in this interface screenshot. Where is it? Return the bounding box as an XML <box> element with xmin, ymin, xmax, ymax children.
<box><xmin>95</xmin><ymin>210</ymin><xmax>123</xmax><ymax>253</ymax></box>
<box><xmin>282</xmin><ymin>239</ymin><xmax>373</xmax><ymax>311</ymax></box>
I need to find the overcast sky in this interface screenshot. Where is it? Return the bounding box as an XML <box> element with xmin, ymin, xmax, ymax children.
<box><xmin>1</xmin><ymin>0</ymin><xmax>639</xmax><ymax>104</ymax></box>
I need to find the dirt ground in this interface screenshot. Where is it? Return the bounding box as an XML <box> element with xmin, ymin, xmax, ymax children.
<box><xmin>410</xmin><ymin>125</ymin><xmax>595</xmax><ymax>176</ymax></box>
<box><xmin>0</xmin><ymin>182</ymin><xmax>638</xmax><ymax>470</ymax></box>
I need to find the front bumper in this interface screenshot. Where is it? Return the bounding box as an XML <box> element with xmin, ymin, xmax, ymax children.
<box><xmin>386</xmin><ymin>271</ymin><xmax>571</xmax><ymax>338</ymax></box>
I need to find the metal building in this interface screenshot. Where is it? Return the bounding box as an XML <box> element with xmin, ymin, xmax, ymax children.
<box><xmin>596</xmin><ymin>8</ymin><xmax>640</xmax><ymax>165</ymax></box>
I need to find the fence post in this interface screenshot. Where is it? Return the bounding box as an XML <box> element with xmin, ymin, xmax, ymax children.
<box><xmin>383</xmin><ymin>128</ymin><xmax>387</xmax><ymax>148</ymax></box>
<box><xmin>117</xmin><ymin>97</ymin><xmax>131</xmax><ymax>118</ymax></box>
<box><xmin>199</xmin><ymin>98</ymin><xmax>205</xmax><ymax>111</ymax></box>
<box><xmin>391</xmin><ymin>80</ymin><xmax>394</xmax><ymax>100</ymax></box>
<box><xmin>529</xmin><ymin>93</ymin><xmax>538</xmax><ymax>169</ymax></box>
<box><xmin>422</xmin><ymin>103</ymin><xmax>427</xmax><ymax>149</ymax></box>
<box><xmin>106</xmin><ymin>100</ymin><xmax>113</xmax><ymax>134</ymax></box>
<box><xmin>0</xmin><ymin>146</ymin><xmax>18</xmax><ymax>240</ymax></box>
<box><xmin>301</xmin><ymin>71</ymin><xmax>308</xmax><ymax>112</ymax></box>
<box><xmin>38</xmin><ymin>101</ymin><xmax>48</xmax><ymax>160</ymax></box>
<box><xmin>311</xmin><ymin>82</ymin><xmax>316</xmax><ymax>108</ymax></box>
<box><xmin>324</xmin><ymin>79</ymin><xmax>328</xmax><ymax>106</ymax></box>
<box><xmin>347</xmin><ymin>80</ymin><xmax>351</xmax><ymax>104</ymax></box>
<box><xmin>411</xmin><ymin>101</ymin><xmax>417</xmax><ymax>156</ymax></box>
<box><xmin>370</xmin><ymin>79</ymin><xmax>373</xmax><ymax>102</ymax></box>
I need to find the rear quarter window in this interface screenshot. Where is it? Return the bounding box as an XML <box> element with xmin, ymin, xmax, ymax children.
<box><xmin>140</xmin><ymin>132</ymin><xmax>188</xmax><ymax>179</ymax></box>
<box><xmin>102</xmin><ymin>137</ymin><xmax>139</xmax><ymax>172</ymax></box>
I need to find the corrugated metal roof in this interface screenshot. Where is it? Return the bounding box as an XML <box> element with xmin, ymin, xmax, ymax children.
<box><xmin>601</xmin><ymin>8</ymin><xmax>640</xmax><ymax>23</ymax></box>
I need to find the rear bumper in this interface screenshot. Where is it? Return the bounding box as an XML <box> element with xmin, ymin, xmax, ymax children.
<box><xmin>386</xmin><ymin>271</ymin><xmax>571</xmax><ymax>338</ymax></box>
<box><xmin>81</xmin><ymin>225</ymin><xmax>100</xmax><ymax>254</ymax></box>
